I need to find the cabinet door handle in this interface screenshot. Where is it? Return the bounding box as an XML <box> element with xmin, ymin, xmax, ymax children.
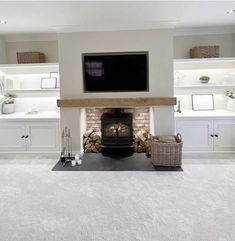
<box><xmin>21</xmin><ymin>135</ymin><xmax>25</xmax><ymax>138</ymax></box>
<box><xmin>210</xmin><ymin>134</ymin><xmax>214</xmax><ymax>137</ymax></box>
<box><xmin>25</xmin><ymin>135</ymin><xmax>29</xmax><ymax>138</ymax></box>
<box><xmin>215</xmin><ymin>134</ymin><xmax>218</xmax><ymax>137</ymax></box>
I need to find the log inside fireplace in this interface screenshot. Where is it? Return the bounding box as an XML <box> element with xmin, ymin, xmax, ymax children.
<box><xmin>101</xmin><ymin>108</ymin><xmax>134</xmax><ymax>154</ymax></box>
<box><xmin>83</xmin><ymin>128</ymin><xmax>150</xmax><ymax>154</ymax></box>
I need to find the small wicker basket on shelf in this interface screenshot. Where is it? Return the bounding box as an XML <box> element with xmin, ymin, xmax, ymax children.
<box><xmin>190</xmin><ymin>46</ymin><xmax>219</xmax><ymax>58</ymax></box>
<box><xmin>150</xmin><ymin>133</ymin><xmax>183</xmax><ymax>167</ymax></box>
<box><xmin>17</xmin><ymin>52</ymin><xmax>45</xmax><ymax>64</ymax></box>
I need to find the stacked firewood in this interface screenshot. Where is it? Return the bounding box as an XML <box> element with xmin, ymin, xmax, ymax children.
<box><xmin>83</xmin><ymin>128</ymin><xmax>151</xmax><ymax>154</ymax></box>
<box><xmin>83</xmin><ymin>130</ymin><xmax>101</xmax><ymax>153</ymax></box>
<box><xmin>133</xmin><ymin>129</ymin><xmax>150</xmax><ymax>153</ymax></box>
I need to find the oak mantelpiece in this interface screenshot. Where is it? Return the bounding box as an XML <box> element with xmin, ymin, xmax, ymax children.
<box><xmin>57</xmin><ymin>97</ymin><xmax>177</xmax><ymax>107</ymax></box>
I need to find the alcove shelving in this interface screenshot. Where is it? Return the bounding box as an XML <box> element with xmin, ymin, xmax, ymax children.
<box><xmin>0</xmin><ymin>63</ymin><xmax>59</xmax><ymax>95</ymax></box>
<box><xmin>174</xmin><ymin>57</ymin><xmax>235</xmax><ymax>91</ymax></box>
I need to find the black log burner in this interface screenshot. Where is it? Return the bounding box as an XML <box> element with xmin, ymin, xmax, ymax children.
<box><xmin>101</xmin><ymin>108</ymin><xmax>134</xmax><ymax>155</ymax></box>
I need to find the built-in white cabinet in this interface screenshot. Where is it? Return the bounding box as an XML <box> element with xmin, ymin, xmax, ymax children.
<box><xmin>174</xmin><ymin>57</ymin><xmax>235</xmax><ymax>152</ymax></box>
<box><xmin>0</xmin><ymin>120</ymin><xmax>60</xmax><ymax>153</ymax></box>
<box><xmin>176</xmin><ymin>119</ymin><xmax>213</xmax><ymax>151</ymax></box>
<box><xmin>176</xmin><ymin>118</ymin><xmax>235</xmax><ymax>152</ymax></box>
<box><xmin>0</xmin><ymin>63</ymin><xmax>61</xmax><ymax>154</ymax></box>
<box><xmin>0</xmin><ymin>122</ymin><xmax>26</xmax><ymax>151</ymax></box>
<box><xmin>213</xmin><ymin>120</ymin><xmax>235</xmax><ymax>151</ymax></box>
<box><xmin>0</xmin><ymin>63</ymin><xmax>59</xmax><ymax>94</ymax></box>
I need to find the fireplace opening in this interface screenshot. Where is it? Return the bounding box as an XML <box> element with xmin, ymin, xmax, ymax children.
<box><xmin>83</xmin><ymin>107</ymin><xmax>150</xmax><ymax>154</ymax></box>
<box><xmin>101</xmin><ymin>108</ymin><xmax>134</xmax><ymax>155</ymax></box>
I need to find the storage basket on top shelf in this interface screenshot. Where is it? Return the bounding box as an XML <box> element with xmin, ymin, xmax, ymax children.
<box><xmin>17</xmin><ymin>52</ymin><xmax>45</xmax><ymax>64</ymax></box>
<box><xmin>190</xmin><ymin>46</ymin><xmax>219</xmax><ymax>58</ymax></box>
<box><xmin>150</xmin><ymin>133</ymin><xmax>183</xmax><ymax>167</ymax></box>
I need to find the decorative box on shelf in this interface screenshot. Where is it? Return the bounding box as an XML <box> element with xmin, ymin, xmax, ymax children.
<box><xmin>190</xmin><ymin>46</ymin><xmax>220</xmax><ymax>58</ymax></box>
<box><xmin>17</xmin><ymin>52</ymin><xmax>45</xmax><ymax>64</ymax></box>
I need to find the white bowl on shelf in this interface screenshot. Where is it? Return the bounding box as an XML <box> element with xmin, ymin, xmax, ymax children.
<box><xmin>2</xmin><ymin>103</ymin><xmax>15</xmax><ymax>114</ymax></box>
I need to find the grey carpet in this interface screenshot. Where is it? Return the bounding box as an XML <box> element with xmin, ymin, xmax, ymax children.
<box><xmin>0</xmin><ymin>157</ymin><xmax>235</xmax><ymax>241</ymax></box>
<box><xmin>52</xmin><ymin>153</ymin><xmax>183</xmax><ymax>171</ymax></box>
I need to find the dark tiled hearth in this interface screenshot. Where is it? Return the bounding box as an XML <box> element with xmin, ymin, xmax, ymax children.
<box><xmin>52</xmin><ymin>153</ymin><xmax>183</xmax><ymax>171</ymax></box>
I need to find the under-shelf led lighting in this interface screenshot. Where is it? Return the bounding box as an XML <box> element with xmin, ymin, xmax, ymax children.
<box><xmin>227</xmin><ymin>9</ymin><xmax>235</xmax><ymax>14</ymax></box>
<box><xmin>0</xmin><ymin>20</ymin><xmax>7</xmax><ymax>24</ymax></box>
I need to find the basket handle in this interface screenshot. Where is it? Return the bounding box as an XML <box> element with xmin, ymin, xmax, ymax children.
<box><xmin>176</xmin><ymin>133</ymin><xmax>182</xmax><ymax>142</ymax></box>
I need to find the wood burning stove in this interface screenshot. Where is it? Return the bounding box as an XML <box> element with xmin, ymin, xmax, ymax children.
<box><xmin>101</xmin><ymin>108</ymin><xmax>133</xmax><ymax>154</ymax></box>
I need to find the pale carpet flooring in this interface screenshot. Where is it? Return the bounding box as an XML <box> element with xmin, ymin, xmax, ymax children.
<box><xmin>0</xmin><ymin>155</ymin><xmax>235</xmax><ymax>241</ymax></box>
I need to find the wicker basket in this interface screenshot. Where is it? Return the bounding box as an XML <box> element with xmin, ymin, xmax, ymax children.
<box><xmin>17</xmin><ymin>52</ymin><xmax>45</xmax><ymax>64</ymax></box>
<box><xmin>150</xmin><ymin>133</ymin><xmax>183</xmax><ymax>167</ymax></box>
<box><xmin>190</xmin><ymin>46</ymin><xmax>219</xmax><ymax>58</ymax></box>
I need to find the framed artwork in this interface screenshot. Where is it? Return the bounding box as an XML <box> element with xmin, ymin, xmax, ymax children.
<box><xmin>192</xmin><ymin>94</ymin><xmax>214</xmax><ymax>111</ymax></box>
<box><xmin>41</xmin><ymin>77</ymin><xmax>57</xmax><ymax>89</ymax></box>
<box><xmin>50</xmin><ymin>72</ymin><xmax>60</xmax><ymax>88</ymax></box>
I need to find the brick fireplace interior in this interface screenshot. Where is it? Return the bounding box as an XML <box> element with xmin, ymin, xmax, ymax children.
<box><xmin>83</xmin><ymin>107</ymin><xmax>150</xmax><ymax>154</ymax></box>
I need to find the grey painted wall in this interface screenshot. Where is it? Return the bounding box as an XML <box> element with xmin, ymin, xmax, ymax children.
<box><xmin>0</xmin><ymin>36</ymin><xmax>6</xmax><ymax>64</ymax></box>
<box><xmin>58</xmin><ymin>29</ymin><xmax>175</xmax><ymax>151</ymax></box>
<box><xmin>3</xmin><ymin>30</ymin><xmax>235</xmax><ymax>152</ymax></box>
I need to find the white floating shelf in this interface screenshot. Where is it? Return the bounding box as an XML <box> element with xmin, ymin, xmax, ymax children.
<box><xmin>174</xmin><ymin>57</ymin><xmax>235</xmax><ymax>64</ymax></box>
<box><xmin>0</xmin><ymin>63</ymin><xmax>59</xmax><ymax>69</ymax></box>
<box><xmin>174</xmin><ymin>84</ymin><xmax>235</xmax><ymax>90</ymax></box>
<box><xmin>4</xmin><ymin>88</ymin><xmax>60</xmax><ymax>92</ymax></box>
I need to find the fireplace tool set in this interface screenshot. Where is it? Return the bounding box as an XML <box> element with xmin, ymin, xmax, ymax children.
<box><xmin>60</xmin><ymin>127</ymin><xmax>73</xmax><ymax>166</ymax></box>
<box><xmin>60</xmin><ymin>127</ymin><xmax>82</xmax><ymax>166</ymax></box>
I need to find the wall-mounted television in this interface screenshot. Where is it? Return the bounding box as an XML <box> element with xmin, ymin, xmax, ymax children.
<box><xmin>82</xmin><ymin>52</ymin><xmax>149</xmax><ymax>92</ymax></box>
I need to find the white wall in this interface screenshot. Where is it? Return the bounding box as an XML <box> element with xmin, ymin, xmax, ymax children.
<box><xmin>58</xmin><ymin>29</ymin><xmax>175</xmax><ymax>151</ymax></box>
<box><xmin>174</xmin><ymin>33</ymin><xmax>235</xmax><ymax>59</ymax></box>
<box><xmin>0</xmin><ymin>36</ymin><xmax>6</xmax><ymax>64</ymax></box>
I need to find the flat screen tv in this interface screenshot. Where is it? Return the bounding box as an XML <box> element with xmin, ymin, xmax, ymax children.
<box><xmin>82</xmin><ymin>52</ymin><xmax>149</xmax><ymax>92</ymax></box>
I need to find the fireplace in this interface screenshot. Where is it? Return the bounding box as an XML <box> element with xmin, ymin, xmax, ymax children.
<box><xmin>83</xmin><ymin>107</ymin><xmax>151</xmax><ymax>154</ymax></box>
<box><xmin>101</xmin><ymin>108</ymin><xmax>134</xmax><ymax>154</ymax></box>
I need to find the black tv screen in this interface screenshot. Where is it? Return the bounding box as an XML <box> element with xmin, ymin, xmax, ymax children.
<box><xmin>82</xmin><ymin>52</ymin><xmax>149</xmax><ymax>92</ymax></box>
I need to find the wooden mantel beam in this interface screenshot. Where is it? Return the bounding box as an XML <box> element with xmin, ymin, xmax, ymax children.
<box><xmin>57</xmin><ymin>97</ymin><xmax>177</xmax><ymax>108</ymax></box>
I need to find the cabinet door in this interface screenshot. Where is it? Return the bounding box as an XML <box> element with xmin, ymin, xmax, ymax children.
<box><xmin>214</xmin><ymin>120</ymin><xmax>235</xmax><ymax>151</ymax></box>
<box><xmin>0</xmin><ymin>122</ymin><xmax>26</xmax><ymax>151</ymax></box>
<box><xmin>25</xmin><ymin>121</ymin><xmax>59</xmax><ymax>151</ymax></box>
<box><xmin>176</xmin><ymin>120</ymin><xmax>214</xmax><ymax>151</ymax></box>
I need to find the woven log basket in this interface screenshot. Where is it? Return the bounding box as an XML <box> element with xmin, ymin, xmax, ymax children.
<box><xmin>150</xmin><ymin>133</ymin><xmax>183</xmax><ymax>167</ymax></box>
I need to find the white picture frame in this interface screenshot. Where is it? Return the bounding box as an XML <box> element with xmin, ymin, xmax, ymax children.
<box><xmin>192</xmin><ymin>94</ymin><xmax>214</xmax><ymax>111</ymax></box>
<box><xmin>50</xmin><ymin>72</ymin><xmax>60</xmax><ymax>88</ymax></box>
<box><xmin>41</xmin><ymin>77</ymin><xmax>57</xmax><ymax>89</ymax></box>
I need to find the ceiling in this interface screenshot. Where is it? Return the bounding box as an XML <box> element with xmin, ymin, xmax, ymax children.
<box><xmin>0</xmin><ymin>1</ymin><xmax>235</xmax><ymax>35</ymax></box>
